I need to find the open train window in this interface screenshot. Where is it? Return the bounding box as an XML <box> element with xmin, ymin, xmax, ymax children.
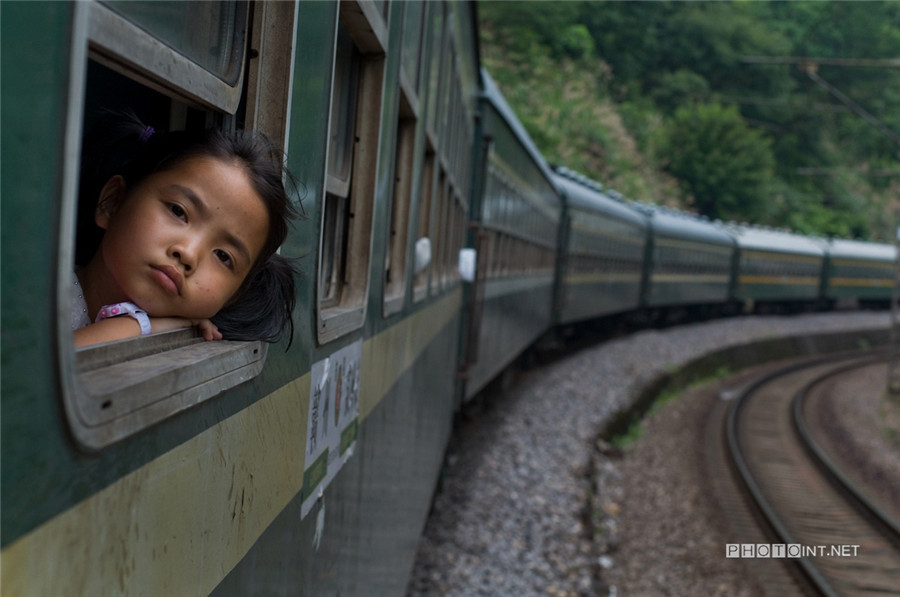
<box><xmin>400</xmin><ymin>0</ymin><xmax>425</xmax><ymax>91</ymax></box>
<box><xmin>58</xmin><ymin>1</ymin><xmax>296</xmax><ymax>451</ymax></box>
<box><xmin>383</xmin><ymin>0</ymin><xmax>425</xmax><ymax>316</ymax></box>
<box><xmin>430</xmin><ymin>170</ymin><xmax>448</xmax><ymax>294</ymax></box>
<box><xmin>384</xmin><ymin>90</ymin><xmax>417</xmax><ymax>316</ymax></box>
<box><xmin>413</xmin><ymin>146</ymin><xmax>436</xmax><ymax>302</ymax></box>
<box><xmin>317</xmin><ymin>5</ymin><xmax>386</xmax><ymax>343</ymax></box>
<box><xmin>425</xmin><ymin>3</ymin><xmax>446</xmax><ymax>140</ymax></box>
<box><xmin>90</xmin><ymin>1</ymin><xmax>247</xmax><ymax>113</ymax></box>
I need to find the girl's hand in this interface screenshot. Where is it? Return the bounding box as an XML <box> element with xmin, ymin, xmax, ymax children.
<box><xmin>193</xmin><ymin>319</ymin><xmax>223</xmax><ymax>341</ymax></box>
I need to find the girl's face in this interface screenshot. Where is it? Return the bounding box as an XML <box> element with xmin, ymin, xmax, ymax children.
<box><xmin>95</xmin><ymin>156</ymin><xmax>269</xmax><ymax>319</ymax></box>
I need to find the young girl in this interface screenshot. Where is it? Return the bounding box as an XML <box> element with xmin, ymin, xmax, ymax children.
<box><xmin>72</xmin><ymin>112</ymin><xmax>299</xmax><ymax>348</ymax></box>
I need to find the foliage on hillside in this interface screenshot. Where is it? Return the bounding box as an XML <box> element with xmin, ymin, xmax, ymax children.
<box><xmin>478</xmin><ymin>1</ymin><xmax>900</xmax><ymax>241</ymax></box>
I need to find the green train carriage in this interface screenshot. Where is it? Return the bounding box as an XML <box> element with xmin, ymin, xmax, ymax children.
<box><xmin>1</xmin><ymin>1</ymin><xmax>481</xmax><ymax>594</ymax></box>
<box><xmin>550</xmin><ymin>166</ymin><xmax>648</xmax><ymax>326</ymax></box>
<box><xmin>822</xmin><ymin>238</ymin><xmax>897</xmax><ymax>308</ymax></box>
<box><xmin>638</xmin><ymin>204</ymin><xmax>737</xmax><ymax>317</ymax></box>
<box><xmin>459</xmin><ymin>69</ymin><xmax>561</xmax><ymax>401</ymax></box>
<box><xmin>728</xmin><ymin>223</ymin><xmax>827</xmax><ymax>311</ymax></box>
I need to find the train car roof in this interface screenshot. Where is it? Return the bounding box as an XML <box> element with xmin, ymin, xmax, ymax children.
<box><xmin>827</xmin><ymin>237</ymin><xmax>897</xmax><ymax>262</ymax></box>
<box><xmin>551</xmin><ymin>167</ymin><xmax>648</xmax><ymax>229</ymax></box>
<box><xmin>634</xmin><ymin>202</ymin><xmax>734</xmax><ymax>247</ymax></box>
<box><xmin>726</xmin><ymin>224</ymin><xmax>826</xmax><ymax>257</ymax></box>
<box><xmin>480</xmin><ymin>69</ymin><xmax>557</xmax><ymax>188</ymax></box>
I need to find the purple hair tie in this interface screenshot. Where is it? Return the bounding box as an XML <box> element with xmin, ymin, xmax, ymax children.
<box><xmin>138</xmin><ymin>126</ymin><xmax>155</xmax><ymax>143</ymax></box>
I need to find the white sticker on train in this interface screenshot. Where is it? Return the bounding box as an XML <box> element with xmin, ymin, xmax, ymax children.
<box><xmin>302</xmin><ymin>339</ymin><xmax>362</xmax><ymax>518</ymax></box>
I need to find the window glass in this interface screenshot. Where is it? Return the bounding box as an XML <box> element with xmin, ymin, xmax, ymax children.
<box><xmin>426</xmin><ymin>4</ymin><xmax>444</xmax><ymax>134</ymax></box>
<box><xmin>413</xmin><ymin>149</ymin><xmax>435</xmax><ymax>300</ymax></box>
<box><xmin>431</xmin><ymin>171</ymin><xmax>447</xmax><ymax>293</ymax></box>
<box><xmin>326</xmin><ymin>27</ymin><xmax>361</xmax><ymax>196</ymax></box>
<box><xmin>384</xmin><ymin>101</ymin><xmax>416</xmax><ymax>311</ymax></box>
<box><xmin>401</xmin><ymin>1</ymin><xmax>425</xmax><ymax>90</ymax></box>
<box><xmin>320</xmin><ymin>195</ymin><xmax>348</xmax><ymax>304</ymax></box>
<box><xmin>441</xmin><ymin>188</ymin><xmax>455</xmax><ymax>286</ymax></box>
<box><xmin>317</xmin><ymin>15</ymin><xmax>384</xmax><ymax>342</ymax></box>
<box><xmin>321</xmin><ymin>26</ymin><xmax>362</xmax><ymax>307</ymax></box>
<box><xmin>372</xmin><ymin>0</ymin><xmax>390</xmax><ymax>20</ymax></box>
<box><xmin>103</xmin><ymin>1</ymin><xmax>246</xmax><ymax>83</ymax></box>
<box><xmin>437</xmin><ymin>41</ymin><xmax>453</xmax><ymax>145</ymax></box>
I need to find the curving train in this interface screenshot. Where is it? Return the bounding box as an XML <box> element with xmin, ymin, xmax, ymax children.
<box><xmin>1</xmin><ymin>1</ymin><xmax>895</xmax><ymax>595</ymax></box>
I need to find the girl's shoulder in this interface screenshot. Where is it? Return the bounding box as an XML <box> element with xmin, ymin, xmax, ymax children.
<box><xmin>72</xmin><ymin>273</ymin><xmax>91</xmax><ymax>330</ymax></box>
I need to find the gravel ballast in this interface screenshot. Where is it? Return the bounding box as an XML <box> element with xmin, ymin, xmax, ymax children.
<box><xmin>406</xmin><ymin>311</ymin><xmax>894</xmax><ymax>597</ymax></box>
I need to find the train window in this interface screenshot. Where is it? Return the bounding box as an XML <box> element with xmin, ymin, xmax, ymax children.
<box><xmin>90</xmin><ymin>1</ymin><xmax>246</xmax><ymax>113</ymax></box>
<box><xmin>321</xmin><ymin>28</ymin><xmax>361</xmax><ymax>305</ymax></box>
<box><xmin>384</xmin><ymin>90</ymin><xmax>417</xmax><ymax>316</ymax></box>
<box><xmin>326</xmin><ymin>29</ymin><xmax>361</xmax><ymax>199</ymax></box>
<box><xmin>437</xmin><ymin>42</ymin><xmax>453</xmax><ymax>144</ymax></box>
<box><xmin>371</xmin><ymin>0</ymin><xmax>391</xmax><ymax>20</ymax></box>
<box><xmin>60</xmin><ymin>1</ymin><xmax>296</xmax><ymax>451</ymax></box>
<box><xmin>445</xmin><ymin>190</ymin><xmax>460</xmax><ymax>285</ymax></box>
<box><xmin>401</xmin><ymin>0</ymin><xmax>425</xmax><ymax>91</ymax></box>
<box><xmin>431</xmin><ymin>170</ymin><xmax>447</xmax><ymax>294</ymax></box>
<box><xmin>456</xmin><ymin>197</ymin><xmax>467</xmax><ymax>280</ymax></box>
<box><xmin>317</xmin><ymin>10</ymin><xmax>386</xmax><ymax>343</ymax></box>
<box><xmin>442</xmin><ymin>181</ymin><xmax>453</xmax><ymax>286</ymax></box>
<box><xmin>444</xmin><ymin>186</ymin><xmax>458</xmax><ymax>285</ymax></box>
<box><xmin>413</xmin><ymin>148</ymin><xmax>435</xmax><ymax>302</ymax></box>
<box><xmin>103</xmin><ymin>1</ymin><xmax>244</xmax><ymax>83</ymax></box>
<box><xmin>425</xmin><ymin>3</ymin><xmax>445</xmax><ymax>138</ymax></box>
<box><xmin>452</xmin><ymin>195</ymin><xmax>466</xmax><ymax>282</ymax></box>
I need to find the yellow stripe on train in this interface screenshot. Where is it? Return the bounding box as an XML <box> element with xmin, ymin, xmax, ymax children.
<box><xmin>829</xmin><ymin>277</ymin><xmax>894</xmax><ymax>288</ymax></box>
<box><xmin>564</xmin><ymin>272</ymin><xmax>642</xmax><ymax>285</ymax></box>
<box><xmin>651</xmin><ymin>273</ymin><xmax>730</xmax><ymax>284</ymax></box>
<box><xmin>739</xmin><ymin>275</ymin><xmax>821</xmax><ymax>286</ymax></box>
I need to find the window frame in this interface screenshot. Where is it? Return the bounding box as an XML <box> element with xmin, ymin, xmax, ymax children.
<box><xmin>316</xmin><ymin>2</ymin><xmax>387</xmax><ymax>344</ymax></box>
<box><xmin>88</xmin><ymin>1</ymin><xmax>247</xmax><ymax>114</ymax></box>
<box><xmin>383</xmin><ymin>88</ymin><xmax>417</xmax><ymax>316</ymax></box>
<box><xmin>413</xmin><ymin>145</ymin><xmax>436</xmax><ymax>302</ymax></box>
<box><xmin>58</xmin><ymin>1</ymin><xmax>295</xmax><ymax>452</ymax></box>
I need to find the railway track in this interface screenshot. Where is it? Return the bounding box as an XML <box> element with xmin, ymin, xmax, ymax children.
<box><xmin>725</xmin><ymin>353</ymin><xmax>900</xmax><ymax>596</ymax></box>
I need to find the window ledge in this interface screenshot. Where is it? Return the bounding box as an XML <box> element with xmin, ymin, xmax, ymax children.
<box><xmin>383</xmin><ymin>293</ymin><xmax>404</xmax><ymax>318</ymax></box>
<box><xmin>317</xmin><ymin>305</ymin><xmax>365</xmax><ymax>345</ymax></box>
<box><xmin>65</xmin><ymin>330</ymin><xmax>266</xmax><ymax>451</ymax></box>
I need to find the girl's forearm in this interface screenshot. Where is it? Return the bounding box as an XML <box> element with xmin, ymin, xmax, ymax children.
<box><xmin>73</xmin><ymin>316</ymin><xmax>219</xmax><ymax>348</ymax></box>
<box><xmin>74</xmin><ymin>316</ymin><xmax>151</xmax><ymax>348</ymax></box>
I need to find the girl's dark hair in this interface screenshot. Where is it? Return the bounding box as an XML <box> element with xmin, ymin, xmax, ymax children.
<box><xmin>78</xmin><ymin>110</ymin><xmax>301</xmax><ymax>345</ymax></box>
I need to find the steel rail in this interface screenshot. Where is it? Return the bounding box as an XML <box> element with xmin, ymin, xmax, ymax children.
<box><xmin>791</xmin><ymin>356</ymin><xmax>900</xmax><ymax>550</ymax></box>
<box><xmin>724</xmin><ymin>351</ymin><xmax>889</xmax><ymax>597</ymax></box>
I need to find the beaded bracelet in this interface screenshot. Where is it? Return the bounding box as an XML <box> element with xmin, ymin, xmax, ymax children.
<box><xmin>95</xmin><ymin>302</ymin><xmax>152</xmax><ymax>336</ymax></box>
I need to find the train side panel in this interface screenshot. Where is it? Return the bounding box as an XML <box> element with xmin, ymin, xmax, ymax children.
<box><xmin>1</xmin><ymin>2</ymin><xmax>480</xmax><ymax>595</ymax></box>
<box><xmin>2</xmin><ymin>5</ymin><xmax>320</xmax><ymax>596</ymax></box>
<box><xmin>217</xmin><ymin>1</ymin><xmax>480</xmax><ymax>594</ymax></box>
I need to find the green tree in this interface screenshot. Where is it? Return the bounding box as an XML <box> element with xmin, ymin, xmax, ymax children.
<box><xmin>651</xmin><ymin>69</ymin><xmax>710</xmax><ymax>114</ymax></box>
<box><xmin>659</xmin><ymin>103</ymin><xmax>774</xmax><ymax>222</ymax></box>
<box><xmin>478</xmin><ymin>0</ymin><xmax>899</xmax><ymax>240</ymax></box>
